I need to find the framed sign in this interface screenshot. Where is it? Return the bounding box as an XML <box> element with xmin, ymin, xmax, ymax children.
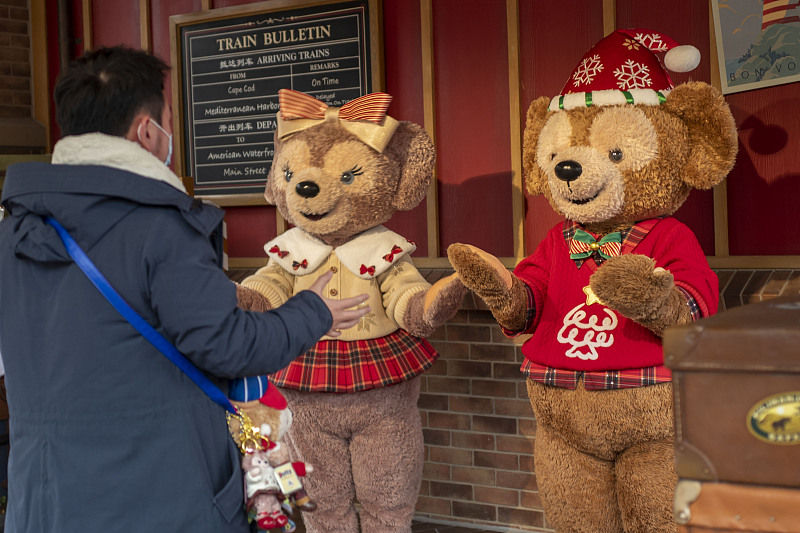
<box><xmin>170</xmin><ymin>0</ymin><xmax>383</xmax><ymax>205</ymax></box>
<box><xmin>711</xmin><ymin>0</ymin><xmax>800</xmax><ymax>94</ymax></box>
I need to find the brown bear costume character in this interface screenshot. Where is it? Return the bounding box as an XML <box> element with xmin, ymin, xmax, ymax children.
<box><xmin>239</xmin><ymin>89</ymin><xmax>465</xmax><ymax>533</ymax></box>
<box><xmin>447</xmin><ymin>29</ymin><xmax>737</xmax><ymax>533</ymax></box>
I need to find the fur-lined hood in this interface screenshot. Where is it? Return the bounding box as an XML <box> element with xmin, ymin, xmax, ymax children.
<box><xmin>1</xmin><ymin>133</ymin><xmax>222</xmax><ymax>264</ymax></box>
<box><xmin>51</xmin><ymin>133</ymin><xmax>186</xmax><ymax>193</ymax></box>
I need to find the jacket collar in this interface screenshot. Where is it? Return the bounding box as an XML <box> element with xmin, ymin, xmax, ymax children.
<box><xmin>51</xmin><ymin>133</ymin><xmax>186</xmax><ymax>193</ymax></box>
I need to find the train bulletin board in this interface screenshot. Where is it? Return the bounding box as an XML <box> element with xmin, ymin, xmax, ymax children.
<box><xmin>170</xmin><ymin>0</ymin><xmax>383</xmax><ymax>205</ymax></box>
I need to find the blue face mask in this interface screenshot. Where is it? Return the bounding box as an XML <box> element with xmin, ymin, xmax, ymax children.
<box><xmin>149</xmin><ymin>119</ymin><xmax>174</xmax><ymax>167</ymax></box>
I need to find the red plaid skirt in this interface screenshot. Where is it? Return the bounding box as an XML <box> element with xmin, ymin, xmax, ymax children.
<box><xmin>270</xmin><ymin>329</ymin><xmax>438</xmax><ymax>393</ymax></box>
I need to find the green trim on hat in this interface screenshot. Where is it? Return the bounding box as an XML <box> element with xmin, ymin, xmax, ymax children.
<box><xmin>622</xmin><ymin>91</ymin><xmax>634</xmax><ymax>104</ymax></box>
<box><xmin>548</xmin><ymin>88</ymin><xmax>673</xmax><ymax>111</ymax></box>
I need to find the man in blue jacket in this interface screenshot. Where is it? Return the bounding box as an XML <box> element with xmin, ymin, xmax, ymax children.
<box><xmin>0</xmin><ymin>46</ymin><xmax>368</xmax><ymax>532</ymax></box>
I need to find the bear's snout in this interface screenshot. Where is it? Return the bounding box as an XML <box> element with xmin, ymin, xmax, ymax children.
<box><xmin>554</xmin><ymin>160</ymin><xmax>582</xmax><ymax>182</ymax></box>
<box><xmin>296</xmin><ymin>181</ymin><xmax>320</xmax><ymax>198</ymax></box>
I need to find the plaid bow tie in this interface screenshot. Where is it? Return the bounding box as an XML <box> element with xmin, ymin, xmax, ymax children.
<box><xmin>569</xmin><ymin>229</ymin><xmax>622</xmax><ymax>260</ymax></box>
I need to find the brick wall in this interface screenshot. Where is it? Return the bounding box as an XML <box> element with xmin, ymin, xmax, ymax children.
<box><xmin>415</xmin><ymin>270</ymin><xmax>547</xmax><ymax>531</ymax></box>
<box><xmin>0</xmin><ymin>0</ymin><xmax>31</xmax><ymax>121</ymax></box>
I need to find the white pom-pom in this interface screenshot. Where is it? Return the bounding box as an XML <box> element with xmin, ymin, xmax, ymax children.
<box><xmin>664</xmin><ymin>45</ymin><xmax>701</xmax><ymax>73</ymax></box>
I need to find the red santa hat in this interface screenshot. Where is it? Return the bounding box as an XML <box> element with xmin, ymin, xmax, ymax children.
<box><xmin>549</xmin><ymin>28</ymin><xmax>701</xmax><ymax>111</ymax></box>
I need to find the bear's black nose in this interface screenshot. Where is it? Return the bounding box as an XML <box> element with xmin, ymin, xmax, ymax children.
<box><xmin>554</xmin><ymin>160</ymin><xmax>582</xmax><ymax>182</ymax></box>
<box><xmin>296</xmin><ymin>181</ymin><xmax>320</xmax><ymax>198</ymax></box>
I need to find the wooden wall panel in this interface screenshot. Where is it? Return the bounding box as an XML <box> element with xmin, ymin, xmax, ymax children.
<box><xmin>46</xmin><ymin>0</ymin><xmax>63</xmax><ymax>145</ymax></box>
<box><xmin>432</xmin><ymin>0</ymin><xmax>514</xmax><ymax>257</ymax></box>
<box><xmin>518</xmin><ymin>0</ymin><xmax>604</xmax><ymax>255</ymax></box>
<box><xmin>727</xmin><ymin>85</ymin><xmax>800</xmax><ymax>255</ymax></box>
<box><xmin>226</xmin><ymin>205</ymin><xmax>278</xmax><ymax>257</ymax></box>
<box><xmin>60</xmin><ymin>0</ymin><xmax>800</xmax><ymax>264</ymax></box>
<box><xmin>381</xmin><ymin>0</ymin><xmax>429</xmax><ymax>256</ymax></box>
<box><xmin>210</xmin><ymin>0</ymin><xmax>254</xmax><ymax>8</ymax></box>
<box><xmin>151</xmin><ymin>0</ymin><xmax>203</xmax><ymax>108</ymax></box>
<box><xmin>91</xmin><ymin>0</ymin><xmax>141</xmax><ymax>49</ymax></box>
<box><xmin>615</xmin><ymin>0</ymin><xmax>717</xmax><ymax>256</ymax></box>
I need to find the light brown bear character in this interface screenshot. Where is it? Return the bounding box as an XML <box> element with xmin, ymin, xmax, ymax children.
<box><xmin>239</xmin><ymin>89</ymin><xmax>466</xmax><ymax>533</ymax></box>
<box><xmin>447</xmin><ymin>29</ymin><xmax>737</xmax><ymax>533</ymax></box>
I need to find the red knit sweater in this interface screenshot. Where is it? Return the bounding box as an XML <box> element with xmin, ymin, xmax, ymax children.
<box><xmin>513</xmin><ymin>217</ymin><xmax>717</xmax><ymax>371</ymax></box>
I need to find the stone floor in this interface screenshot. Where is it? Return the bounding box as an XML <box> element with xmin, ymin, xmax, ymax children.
<box><xmin>278</xmin><ymin>518</ymin><xmax>516</xmax><ymax>533</ymax></box>
<box><xmin>411</xmin><ymin>519</ymin><xmax>515</xmax><ymax>532</ymax></box>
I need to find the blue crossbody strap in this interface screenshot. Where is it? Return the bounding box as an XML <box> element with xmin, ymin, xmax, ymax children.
<box><xmin>45</xmin><ymin>215</ymin><xmax>237</xmax><ymax>415</ymax></box>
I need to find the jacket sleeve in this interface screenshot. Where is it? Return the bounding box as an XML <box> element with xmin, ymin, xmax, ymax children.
<box><xmin>142</xmin><ymin>211</ymin><xmax>332</xmax><ymax>379</ymax></box>
<box><xmin>377</xmin><ymin>255</ymin><xmax>430</xmax><ymax>330</ymax></box>
<box><xmin>241</xmin><ymin>262</ymin><xmax>296</xmax><ymax>308</ymax></box>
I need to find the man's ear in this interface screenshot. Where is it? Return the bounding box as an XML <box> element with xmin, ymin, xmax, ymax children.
<box><xmin>126</xmin><ymin>113</ymin><xmax>151</xmax><ymax>147</ymax></box>
<box><xmin>385</xmin><ymin>121</ymin><xmax>436</xmax><ymax>211</ymax></box>
<box><xmin>522</xmin><ymin>96</ymin><xmax>552</xmax><ymax>196</ymax></box>
<box><xmin>662</xmin><ymin>81</ymin><xmax>738</xmax><ymax>189</ymax></box>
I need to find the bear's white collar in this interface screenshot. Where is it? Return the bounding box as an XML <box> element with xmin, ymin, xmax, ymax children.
<box><xmin>264</xmin><ymin>226</ymin><xmax>416</xmax><ymax>279</ymax></box>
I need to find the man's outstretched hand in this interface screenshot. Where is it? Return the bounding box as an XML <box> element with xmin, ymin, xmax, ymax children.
<box><xmin>308</xmin><ymin>271</ymin><xmax>370</xmax><ymax>337</ymax></box>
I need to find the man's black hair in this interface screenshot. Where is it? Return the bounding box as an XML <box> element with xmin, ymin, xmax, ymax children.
<box><xmin>54</xmin><ymin>46</ymin><xmax>170</xmax><ymax>137</ymax></box>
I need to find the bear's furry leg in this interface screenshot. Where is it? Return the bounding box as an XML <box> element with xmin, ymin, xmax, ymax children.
<box><xmin>616</xmin><ymin>439</ymin><xmax>677</xmax><ymax>533</ymax></box>
<box><xmin>281</xmin><ymin>379</ymin><xmax>423</xmax><ymax>533</ymax></box>
<box><xmin>281</xmin><ymin>389</ymin><xmax>359</xmax><ymax>533</ymax></box>
<box><xmin>533</xmin><ymin>421</ymin><xmax>623</xmax><ymax>533</ymax></box>
<box><xmin>352</xmin><ymin>378</ymin><xmax>423</xmax><ymax>533</ymax></box>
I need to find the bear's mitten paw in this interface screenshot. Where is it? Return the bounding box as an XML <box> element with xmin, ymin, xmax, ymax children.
<box><xmin>446</xmin><ymin>244</ymin><xmax>529</xmax><ymax>331</ymax></box>
<box><xmin>590</xmin><ymin>254</ymin><xmax>682</xmax><ymax>333</ymax></box>
<box><xmin>447</xmin><ymin>243</ymin><xmax>512</xmax><ymax>299</ymax></box>
<box><xmin>421</xmin><ymin>273</ymin><xmax>467</xmax><ymax>328</ymax></box>
<box><xmin>236</xmin><ymin>283</ymin><xmax>273</xmax><ymax>312</ymax></box>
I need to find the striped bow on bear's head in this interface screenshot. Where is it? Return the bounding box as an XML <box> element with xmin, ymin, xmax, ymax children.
<box><xmin>276</xmin><ymin>89</ymin><xmax>400</xmax><ymax>153</ymax></box>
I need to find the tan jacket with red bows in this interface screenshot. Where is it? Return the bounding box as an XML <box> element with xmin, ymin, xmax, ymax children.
<box><xmin>242</xmin><ymin>226</ymin><xmax>431</xmax><ymax>341</ymax></box>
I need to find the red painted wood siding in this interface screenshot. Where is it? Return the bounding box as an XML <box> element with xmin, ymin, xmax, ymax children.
<box><xmin>52</xmin><ymin>0</ymin><xmax>800</xmax><ymax>258</ymax></box>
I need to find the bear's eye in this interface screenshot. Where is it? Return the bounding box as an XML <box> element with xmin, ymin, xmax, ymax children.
<box><xmin>283</xmin><ymin>164</ymin><xmax>293</xmax><ymax>182</ymax></box>
<box><xmin>609</xmin><ymin>149</ymin><xmax>623</xmax><ymax>162</ymax></box>
<box><xmin>341</xmin><ymin>165</ymin><xmax>363</xmax><ymax>184</ymax></box>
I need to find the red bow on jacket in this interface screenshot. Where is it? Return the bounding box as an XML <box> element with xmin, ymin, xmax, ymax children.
<box><xmin>360</xmin><ymin>264</ymin><xmax>376</xmax><ymax>276</ymax></box>
<box><xmin>382</xmin><ymin>245</ymin><xmax>403</xmax><ymax>263</ymax></box>
<box><xmin>292</xmin><ymin>259</ymin><xmax>308</xmax><ymax>270</ymax></box>
<box><xmin>269</xmin><ymin>245</ymin><xmax>289</xmax><ymax>258</ymax></box>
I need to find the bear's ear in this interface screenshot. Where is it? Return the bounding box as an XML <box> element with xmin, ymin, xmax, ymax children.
<box><xmin>662</xmin><ymin>81</ymin><xmax>738</xmax><ymax>189</ymax></box>
<box><xmin>522</xmin><ymin>96</ymin><xmax>552</xmax><ymax>196</ymax></box>
<box><xmin>264</xmin><ymin>131</ymin><xmax>283</xmax><ymax>205</ymax></box>
<box><xmin>386</xmin><ymin>121</ymin><xmax>436</xmax><ymax>211</ymax></box>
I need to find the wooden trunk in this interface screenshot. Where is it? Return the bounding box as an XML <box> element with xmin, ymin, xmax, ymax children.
<box><xmin>664</xmin><ymin>294</ymin><xmax>800</xmax><ymax>532</ymax></box>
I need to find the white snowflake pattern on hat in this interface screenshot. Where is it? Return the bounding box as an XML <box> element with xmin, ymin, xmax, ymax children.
<box><xmin>633</xmin><ymin>32</ymin><xmax>669</xmax><ymax>52</ymax></box>
<box><xmin>614</xmin><ymin>60</ymin><xmax>653</xmax><ymax>90</ymax></box>
<box><xmin>622</xmin><ymin>38</ymin><xmax>641</xmax><ymax>50</ymax></box>
<box><xmin>572</xmin><ymin>54</ymin><xmax>604</xmax><ymax>88</ymax></box>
